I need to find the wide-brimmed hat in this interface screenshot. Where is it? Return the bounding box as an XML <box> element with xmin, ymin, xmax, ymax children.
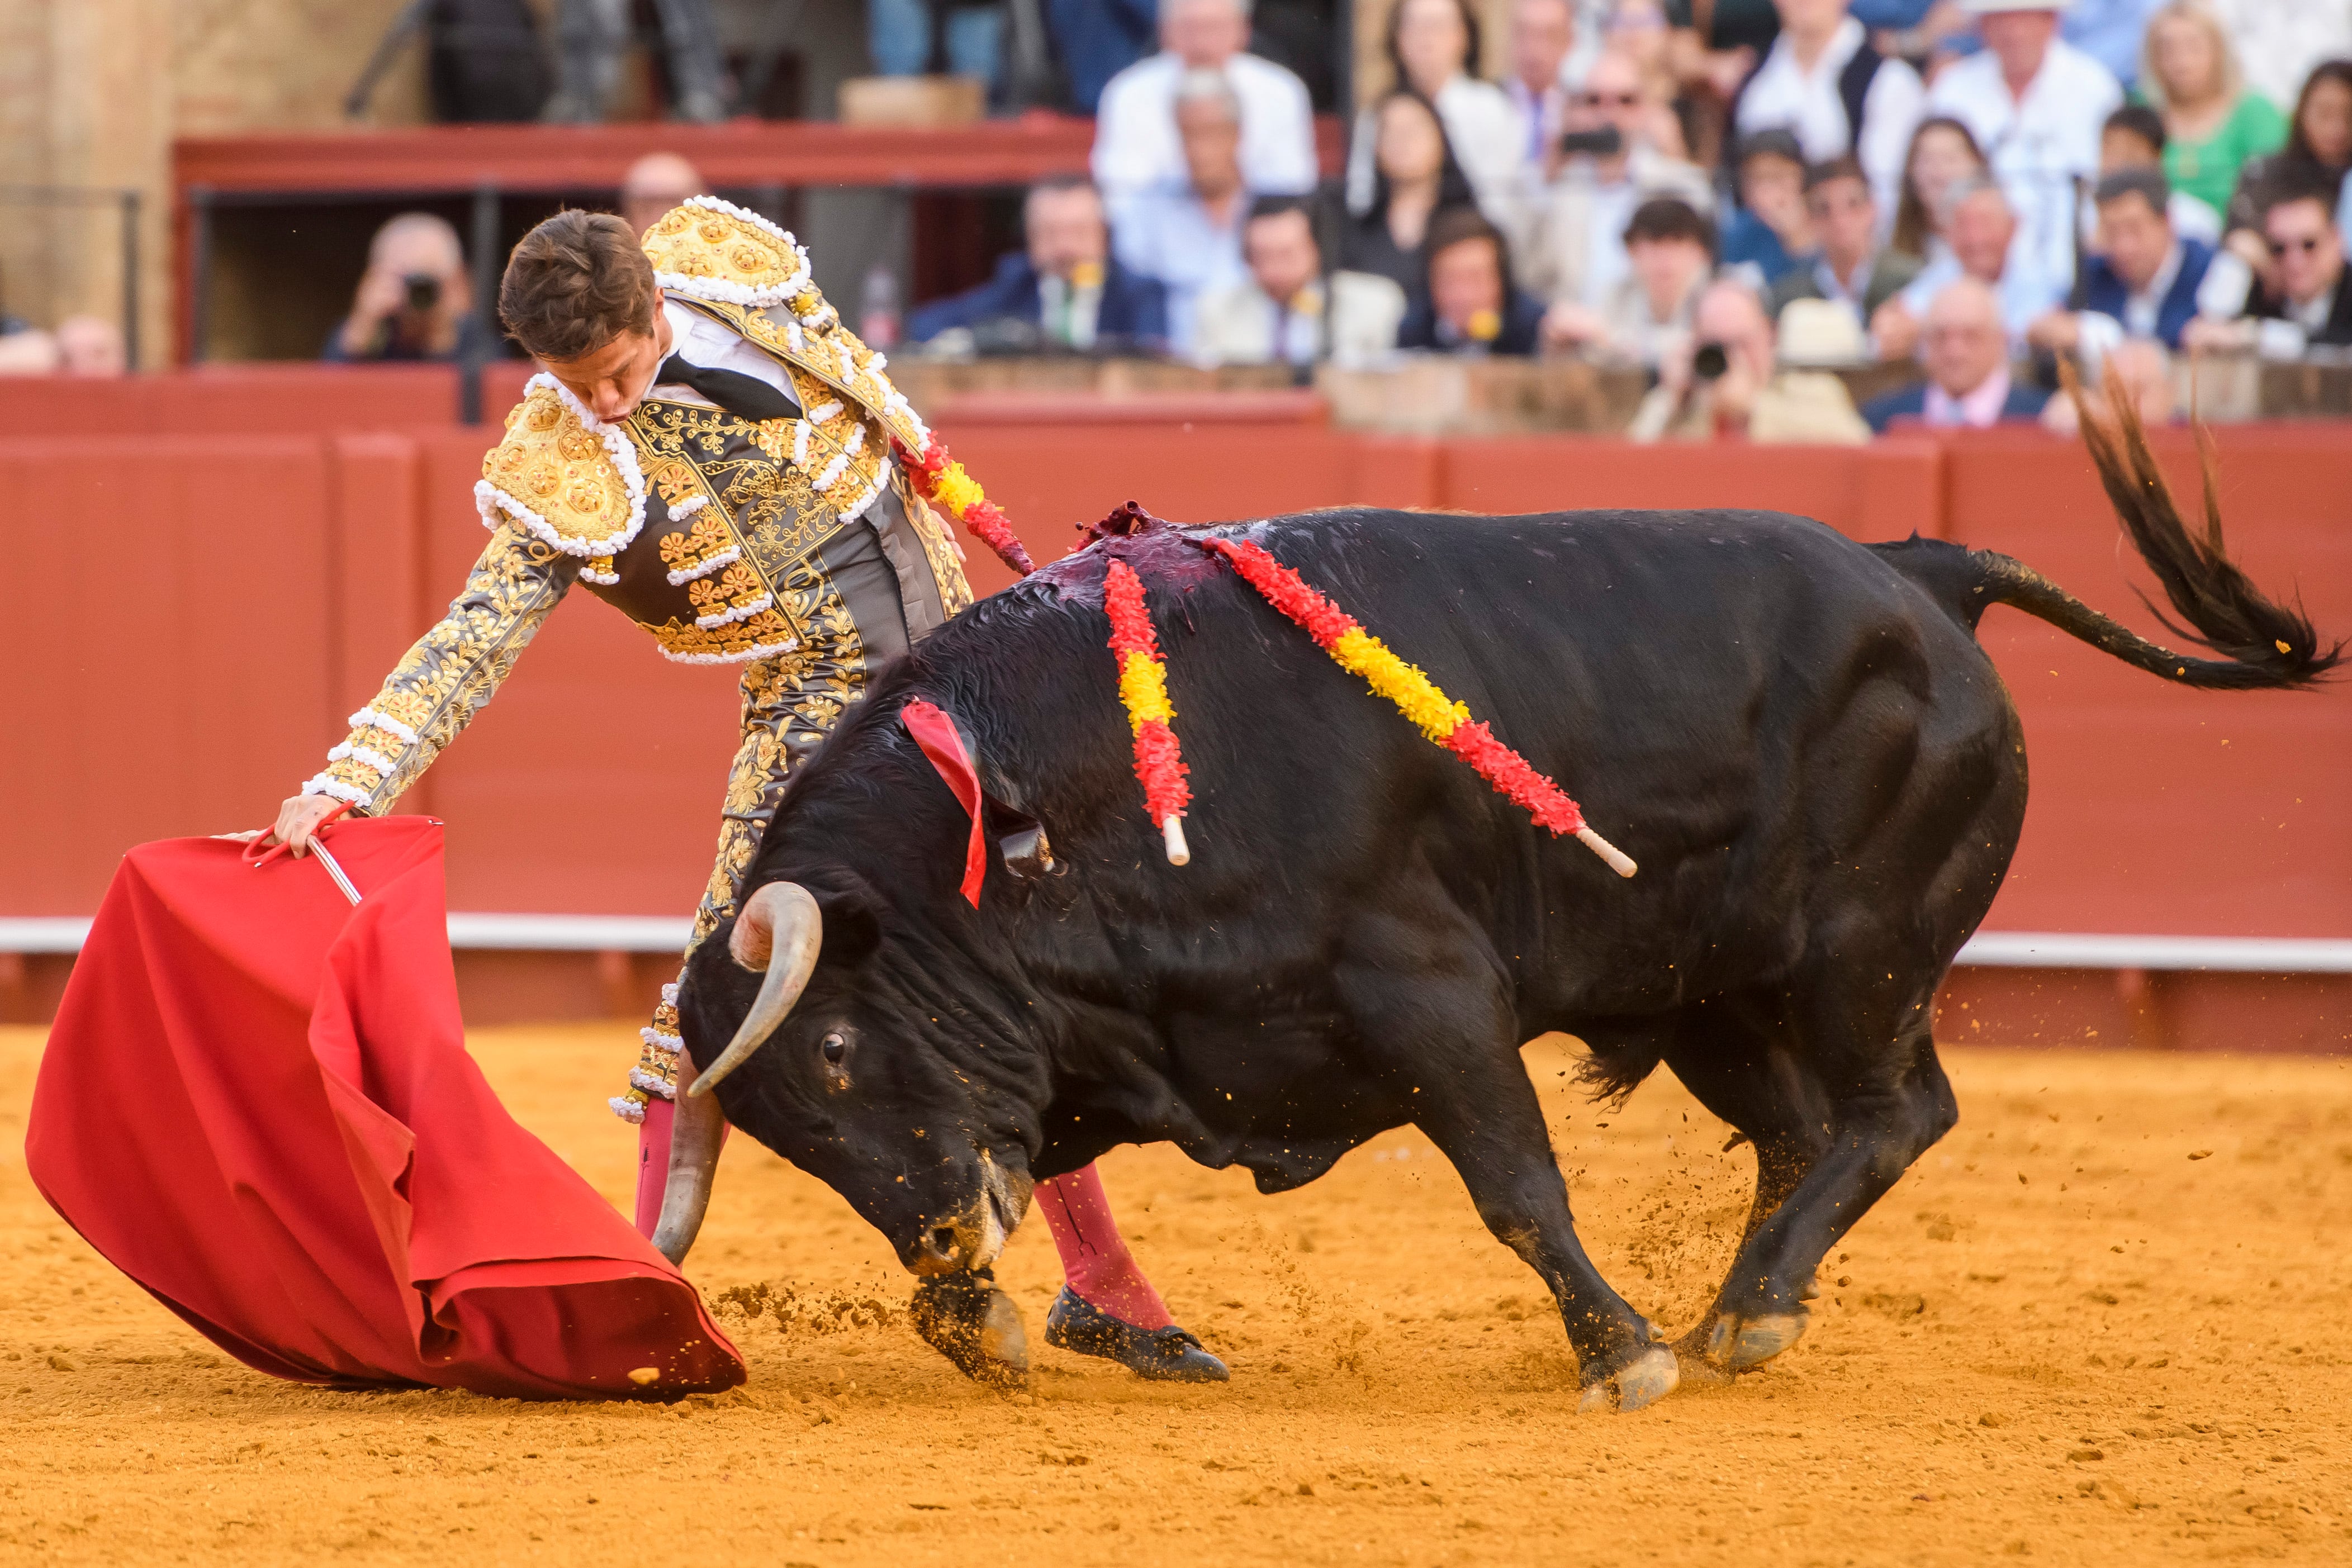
<box><xmin>1776</xmin><ymin>298</ymin><xmax>1867</xmax><ymax>367</ymax></box>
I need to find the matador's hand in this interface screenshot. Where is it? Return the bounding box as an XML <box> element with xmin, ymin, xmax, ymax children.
<box><xmin>267</xmin><ymin>793</ymin><xmax>344</xmax><ymax>858</ymax></box>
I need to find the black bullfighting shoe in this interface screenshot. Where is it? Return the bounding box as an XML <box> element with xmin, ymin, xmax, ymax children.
<box><xmin>909</xmin><ymin>1268</ymin><xmax>1029</xmax><ymax>1391</ymax></box>
<box><xmin>1044</xmin><ymin>1287</ymin><xmax>1230</xmax><ymax>1382</ymax></box>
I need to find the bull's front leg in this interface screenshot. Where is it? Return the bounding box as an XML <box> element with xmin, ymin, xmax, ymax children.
<box><xmin>1412</xmin><ymin>1059</ymin><xmax>1678</xmax><ymax>1411</ymax></box>
<box><xmin>1345</xmin><ymin>955</ymin><xmax>1673</xmax><ymax>1412</ymax></box>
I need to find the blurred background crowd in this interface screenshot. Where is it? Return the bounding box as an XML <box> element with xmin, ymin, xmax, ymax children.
<box><xmin>10</xmin><ymin>0</ymin><xmax>2352</xmax><ymax>441</ymax></box>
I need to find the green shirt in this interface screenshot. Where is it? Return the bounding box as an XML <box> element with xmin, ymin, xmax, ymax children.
<box><xmin>2163</xmin><ymin>93</ymin><xmax>2288</xmax><ymax>220</ymax></box>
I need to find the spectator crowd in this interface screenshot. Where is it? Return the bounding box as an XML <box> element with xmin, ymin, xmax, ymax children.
<box><xmin>20</xmin><ymin>0</ymin><xmax>2352</xmax><ymax>445</ymax></box>
<box><xmin>908</xmin><ymin>0</ymin><xmax>2352</xmax><ymax>441</ymax></box>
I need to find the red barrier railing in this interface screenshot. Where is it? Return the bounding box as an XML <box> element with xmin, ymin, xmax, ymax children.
<box><xmin>4</xmin><ymin>377</ymin><xmax>2345</xmax><ymax>973</ymax></box>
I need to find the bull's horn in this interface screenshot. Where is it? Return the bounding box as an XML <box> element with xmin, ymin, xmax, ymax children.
<box><xmin>689</xmin><ymin>881</ymin><xmax>823</xmax><ymax>1097</ymax></box>
<box><xmin>650</xmin><ymin>1052</ymin><xmax>726</xmax><ymax>1266</ymax></box>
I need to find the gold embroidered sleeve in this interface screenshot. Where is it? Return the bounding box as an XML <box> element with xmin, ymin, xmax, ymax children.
<box><xmin>303</xmin><ymin>524</ymin><xmax>579</xmax><ymax>814</ymax></box>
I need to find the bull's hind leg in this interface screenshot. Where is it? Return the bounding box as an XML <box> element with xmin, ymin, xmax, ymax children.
<box><xmin>1660</xmin><ymin>1013</ymin><xmax>1837</xmax><ymax>1376</ymax></box>
<box><xmin>1682</xmin><ymin>966</ymin><xmax>1957</xmax><ymax>1375</ymax></box>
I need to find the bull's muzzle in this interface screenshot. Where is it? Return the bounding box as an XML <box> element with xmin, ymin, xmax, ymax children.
<box><xmin>905</xmin><ymin>1150</ymin><xmax>1032</xmax><ymax>1276</ymax></box>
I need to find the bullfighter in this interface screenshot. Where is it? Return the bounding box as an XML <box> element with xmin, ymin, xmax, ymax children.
<box><xmin>266</xmin><ymin>202</ymin><xmax>1224</xmax><ymax>1386</ymax></box>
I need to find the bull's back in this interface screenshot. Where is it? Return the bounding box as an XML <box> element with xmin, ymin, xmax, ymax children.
<box><xmin>1147</xmin><ymin>507</ymin><xmax>2012</xmax><ymax>1001</ymax></box>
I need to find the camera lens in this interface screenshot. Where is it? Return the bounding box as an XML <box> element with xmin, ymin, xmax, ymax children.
<box><xmin>403</xmin><ymin>273</ymin><xmax>442</xmax><ymax>311</ymax></box>
<box><xmin>1691</xmin><ymin>342</ymin><xmax>1730</xmax><ymax>381</ymax></box>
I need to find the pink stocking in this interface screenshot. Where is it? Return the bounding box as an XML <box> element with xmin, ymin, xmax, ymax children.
<box><xmin>632</xmin><ymin>1097</ymin><xmax>674</xmax><ymax>1238</ymax></box>
<box><xmin>1036</xmin><ymin>1164</ymin><xmax>1173</xmax><ymax>1329</ymax></box>
<box><xmin>633</xmin><ymin>1096</ymin><xmax>730</xmax><ymax>1241</ymax></box>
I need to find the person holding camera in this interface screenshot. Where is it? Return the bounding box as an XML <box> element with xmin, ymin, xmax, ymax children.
<box><xmin>1629</xmin><ymin>275</ymin><xmax>1871</xmax><ymax>441</ymax></box>
<box><xmin>323</xmin><ymin>213</ymin><xmax>493</xmax><ymax>364</ymax></box>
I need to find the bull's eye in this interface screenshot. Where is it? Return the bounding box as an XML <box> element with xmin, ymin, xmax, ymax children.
<box><xmin>821</xmin><ymin>1032</ymin><xmax>847</xmax><ymax>1065</ymax></box>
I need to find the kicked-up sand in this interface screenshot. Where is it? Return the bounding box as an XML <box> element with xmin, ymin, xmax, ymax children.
<box><xmin>0</xmin><ymin>1024</ymin><xmax>2346</xmax><ymax>1565</ymax></box>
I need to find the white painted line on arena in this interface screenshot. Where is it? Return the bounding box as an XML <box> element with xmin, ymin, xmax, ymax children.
<box><xmin>0</xmin><ymin>919</ymin><xmax>94</xmax><ymax>954</ymax></box>
<box><xmin>1953</xmin><ymin>932</ymin><xmax>2352</xmax><ymax>973</ymax></box>
<box><xmin>0</xmin><ymin>914</ymin><xmax>695</xmax><ymax>955</ymax></box>
<box><xmin>4</xmin><ymin>919</ymin><xmax>2348</xmax><ymax>971</ymax></box>
<box><xmin>440</xmin><ymin>914</ymin><xmax>696</xmax><ymax>951</ymax></box>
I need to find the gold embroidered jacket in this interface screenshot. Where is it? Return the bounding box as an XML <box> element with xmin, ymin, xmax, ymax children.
<box><xmin>306</xmin><ymin>198</ymin><xmax>970</xmax><ymax>815</ymax></box>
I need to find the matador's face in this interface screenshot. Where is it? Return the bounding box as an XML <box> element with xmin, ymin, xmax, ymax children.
<box><xmin>541</xmin><ymin>308</ymin><xmax>672</xmax><ymax>424</ymax></box>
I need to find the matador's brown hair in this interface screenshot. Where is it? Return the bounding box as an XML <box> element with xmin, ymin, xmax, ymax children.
<box><xmin>497</xmin><ymin>210</ymin><xmax>658</xmax><ymax>362</ymax></box>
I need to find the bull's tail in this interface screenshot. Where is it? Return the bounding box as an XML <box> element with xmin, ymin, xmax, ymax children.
<box><xmin>1882</xmin><ymin>364</ymin><xmax>2340</xmax><ymax>691</ymax></box>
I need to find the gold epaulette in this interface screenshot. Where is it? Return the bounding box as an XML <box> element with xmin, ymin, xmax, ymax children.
<box><xmin>642</xmin><ymin>197</ymin><xmax>931</xmax><ymax>455</ymax></box>
<box><xmin>642</xmin><ymin>197</ymin><xmax>818</xmax><ymax>313</ymax></box>
<box><xmin>476</xmin><ymin>374</ymin><xmax>648</xmax><ymax>572</ymax></box>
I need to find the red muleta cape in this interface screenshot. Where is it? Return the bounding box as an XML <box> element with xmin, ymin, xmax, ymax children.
<box><xmin>25</xmin><ymin>816</ymin><xmax>743</xmax><ymax>1399</ymax></box>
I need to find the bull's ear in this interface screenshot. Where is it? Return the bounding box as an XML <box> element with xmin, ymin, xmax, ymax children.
<box><xmin>809</xmin><ymin>883</ymin><xmax>883</xmax><ymax>968</ymax></box>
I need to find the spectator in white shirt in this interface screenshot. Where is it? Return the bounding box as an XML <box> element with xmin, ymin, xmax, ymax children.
<box><xmin>1508</xmin><ymin>0</ymin><xmax>1579</xmax><ymax>178</ymax></box>
<box><xmin>1193</xmin><ymin>196</ymin><xmax>1331</xmax><ymax>369</ymax></box>
<box><xmin>1541</xmin><ymin>193</ymin><xmax>1717</xmax><ymax>365</ymax></box>
<box><xmin>1114</xmin><ymin>68</ymin><xmax>1257</xmax><ymax>357</ymax></box>
<box><xmin>1515</xmin><ymin>49</ymin><xmax>1715</xmax><ymax>311</ymax></box>
<box><xmin>1876</xmin><ymin>175</ymin><xmax>2068</xmax><ymax>354</ymax></box>
<box><xmin>1733</xmin><ymin>0</ymin><xmax>1926</xmax><ymax>224</ymax></box>
<box><xmin>1924</xmin><ymin>0</ymin><xmax>2122</xmax><ymax>316</ymax></box>
<box><xmin>1348</xmin><ymin>0</ymin><xmax>1529</xmax><ymax>224</ymax></box>
<box><xmin>1092</xmin><ymin>0</ymin><xmax>1316</xmax><ymax>229</ymax></box>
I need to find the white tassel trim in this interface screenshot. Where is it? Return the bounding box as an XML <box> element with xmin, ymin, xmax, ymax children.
<box><xmin>640</xmin><ymin>1027</ymin><xmax>683</xmax><ymax>1052</ymax></box>
<box><xmin>661</xmin><ymin>982</ymin><xmax>680</xmax><ymax>1006</ymax></box>
<box><xmin>609</xmin><ymin>1096</ymin><xmax>647</xmax><ymax>1124</ymax></box>
<box><xmin>792</xmin><ymin>420</ymin><xmax>810</xmax><ymax>465</ymax></box>
<box><xmin>840</xmin><ymin>471</ymin><xmax>888</xmax><ymax>522</ymax></box>
<box><xmin>653</xmin><ymin>197</ymin><xmax>813</xmax><ymax>307</ymax></box>
<box><xmin>475</xmin><ymin>374</ymin><xmax>647</xmax><ymax>558</ymax></box>
<box><xmin>783</xmin><ymin>317</ymin><xmax>805</xmax><ymax>353</ymax></box>
<box><xmin>666</xmin><ymin>494</ymin><xmax>708</xmax><ymax>520</ymax></box>
<box><xmin>347</xmin><ymin>707</ymin><xmax>418</xmax><ymax>745</ymax></box>
<box><xmin>868</xmin><ymin>352</ymin><xmax>886</xmax><ymax>372</ymax></box>
<box><xmin>629</xmin><ymin>1068</ymin><xmax>678</xmax><ymax>1100</ymax></box>
<box><xmin>814</xmin><ymin>450</ymin><xmax>850</xmax><ymax>492</ymax></box>
<box><xmin>657</xmin><ymin>636</ymin><xmax>799</xmax><ymax>665</ymax></box>
<box><xmin>302</xmin><ymin>774</ymin><xmax>369</xmax><ymax>806</ymax></box>
<box><xmin>883</xmin><ymin>389</ymin><xmax>930</xmax><ymax>448</ymax></box>
<box><xmin>841</xmin><ymin>422</ymin><xmax>866</xmax><ymax>458</ymax></box>
<box><xmin>805</xmin><ymin>400</ymin><xmax>844</xmax><ymax>425</ymax></box>
<box><xmin>695</xmin><ymin>593</ymin><xmax>775</xmax><ymax>629</ymax></box>
<box><xmin>835</xmin><ymin>341</ymin><xmax>858</xmax><ymax>383</ymax></box>
<box><xmin>326</xmin><ymin>742</ymin><xmax>397</xmax><ymax>775</ymax></box>
<box><xmin>580</xmin><ymin>563</ymin><xmax>620</xmax><ymax>585</ymax></box>
<box><xmin>666</xmin><ymin>545</ymin><xmax>741</xmax><ymax>586</ymax></box>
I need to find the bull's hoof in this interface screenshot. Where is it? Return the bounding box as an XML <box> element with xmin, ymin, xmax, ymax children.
<box><xmin>1045</xmin><ymin>1287</ymin><xmax>1230</xmax><ymax>1383</ymax></box>
<box><xmin>1685</xmin><ymin>1307</ymin><xmax>1810</xmax><ymax>1373</ymax></box>
<box><xmin>1576</xmin><ymin>1346</ymin><xmax>1679</xmax><ymax>1414</ymax></box>
<box><xmin>909</xmin><ymin>1269</ymin><xmax>1028</xmax><ymax>1391</ymax></box>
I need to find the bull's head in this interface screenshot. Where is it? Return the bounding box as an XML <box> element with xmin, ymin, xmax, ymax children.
<box><xmin>651</xmin><ymin>873</ymin><xmax>1039</xmax><ymax>1277</ymax></box>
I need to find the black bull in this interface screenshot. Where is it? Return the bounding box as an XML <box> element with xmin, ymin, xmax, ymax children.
<box><xmin>665</xmin><ymin>407</ymin><xmax>2335</xmax><ymax>1411</ymax></box>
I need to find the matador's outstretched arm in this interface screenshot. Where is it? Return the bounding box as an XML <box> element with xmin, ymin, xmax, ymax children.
<box><xmin>304</xmin><ymin>525</ymin><xmax>579</xmax><ymax>814</ymax></box>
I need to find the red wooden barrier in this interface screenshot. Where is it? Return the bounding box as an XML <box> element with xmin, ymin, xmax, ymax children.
<box><xmin>0</xmin><ymin>366</ymin><xmax>460</xmax><ymax>439</ymax></box>
<box><xmin>1941</xmin><ymin>426</ymin><xmax>2352</xmax><ymax>940</ymax></box>
<box><xmin>2</xmin><ymin>374</ymin><xmax>2343</xmax><ymax>1044</ymax></box>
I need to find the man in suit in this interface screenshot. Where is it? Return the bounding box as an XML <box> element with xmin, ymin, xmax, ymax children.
<box><xmin>1768</xmin><ymin>155</ymin><xmax>1922</xmax><ymax>330</ymax></box>
<box><xmin>1862</xmin><ymin>276</ymin><xmax>2050</xmax><ymax>431</ymax></box>
<box><xmin>2027</xmin><ymin>167</ymin><xmax>2213</xmax><ymax>359</ymax></box>
<box><xmin>906</xmin><ymin>177</ymin><xmax>1169</xmax><ymax>349</ymax></box>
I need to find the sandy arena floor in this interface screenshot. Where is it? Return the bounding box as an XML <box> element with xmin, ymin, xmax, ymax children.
<box><xmin>1</xmin><ymin>1023</ymin><xmax>2346</xmax><ymax>1566</ymax></box>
